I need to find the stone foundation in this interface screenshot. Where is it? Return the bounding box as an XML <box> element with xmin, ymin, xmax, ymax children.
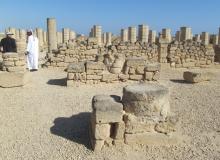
<box><xmin>90</xmin><ymin>84</ymin><xmax>179</xmax><ymax>151</ymax></box>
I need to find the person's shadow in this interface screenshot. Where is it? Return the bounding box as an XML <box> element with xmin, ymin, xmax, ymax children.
<box><xmin>47</xmin><ymin>78</ymin><xmax>67</xmax><ymax>86</ymax></box>
<box><xmin>50</xmin><ymin>112</ymin><xmax>92</xmax><ymax>149</ymax></box>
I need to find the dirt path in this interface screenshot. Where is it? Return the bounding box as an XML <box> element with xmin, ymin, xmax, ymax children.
<box><xmin>0</xmin><ymin>67</ymin><xmax>220</xmax><ymax>160</ymax></box>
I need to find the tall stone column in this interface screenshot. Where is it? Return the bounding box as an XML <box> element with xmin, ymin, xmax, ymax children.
<box><xmin>47</xmin><ymin>18</ymin><xmax>57</xmax><ymax>52</ymax></box>
<box><xmin>102</xmin><ymin>33</ymin><xmax>107</xmax><ymax>44</ymax></box>
<box><xmin>93</xmin><ymin>25</ymin><xmax>102</xmax><ymax>46</ymax></box>
<box><xmin>138</xmin><ymin>24</ymin><xmax>149</xmax><ymax>43</ymax></box>
<box><xmin>201</xmin><ymin>32</ymin><xmax>209</xmax><ymax>45</ymax></box>
<box><xmin>43</xmin><ymin>31</ymin><xmax>47</xmax><ymax>45</ymax></box>
<box><xmin>69</xmin><ymin>30</ymin><xmax>76</xmax><ymax>40</ymax></box>
<box><xmin>36</xmin><ymin>28</ymin><xmax>44</xmax><ymax>47</ymax></box>
<box><xmin>194</xmin><ymin>34</ymin><xmax>201</xmax><ymax>42</ymax></box>
<box><xmin>121</xmin><ymin>29</ymin><xmax>128</xmax><ymax>42</ymax></box>
<box><xmin>106</xmin><ymin>32</ymin><xmax>112</xmax><ymax>46</ymax></box>
<box><xmin>180</xmin><ymin>27</ymin><xmax>192</xmax><ymax>41</ymax></box>
<box><xmin>212</xmin><ymin>35</ymin><xmax>219</xmax><ymax>45</ymax></box>
<box><xmin>128</xmin><ymin>27</ymin><xmax>137</xmax><ymax>43</ymax></box>
<box><xmin>89</xmin><ymin>28</ymin><xmax>94</xmax><ymax>37</ymax></box>
<box><xmin>162</xmin><ymin>28</ymin><xmax>172</xmax><ymax>42</ymax></box>
<box><xmin>62</xmin><ymin>28</ymin><xmax>70</xmax><ymax>43</ymax></box>
<box><xmin>158</xmin><ymin>39</ymin><xmax>169</xmax><ymax>63</ymax></box>
<box><xmin>149</xmin><ymin>30</ymin><xmax>156</xmax><ymax>43</ymax></box>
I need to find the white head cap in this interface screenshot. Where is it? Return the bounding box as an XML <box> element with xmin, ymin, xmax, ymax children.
<box><xmin>6</xmin><ymin>31</ymin><xmax>14</xmax><ymax>35</ymax></box>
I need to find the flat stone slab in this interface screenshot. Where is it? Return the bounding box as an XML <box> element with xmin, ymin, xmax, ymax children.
<box><xmin>183</xmin><ymin>71</ymin><xmax>213</xmax><ymax>83</ymax></box>
<box><xmin>67</xmin><ymin>62</ymin><xmax>85</xmax><ymax>73</ymax></box>
<box><xmin>0</xmin><ymin>71</ymin><xmax>29</xmax><ymax>88</ymax></box>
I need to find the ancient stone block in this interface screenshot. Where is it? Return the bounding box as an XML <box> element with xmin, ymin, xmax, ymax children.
<box><xmin>183</xmin><ymin>71</ymin><xmax>213</xmax><ymax>83</ymax></box>
<box><xmin>0</xmin><ymin>72</ymin><xmax>29</xmax><ymax>88</ymax></box>
<box><xmin>112</xmin><ymin>122</ymin><xmax>125</xmax><ymax>140</ymax></box>
<box><xmin>91</xmin><ymin>118</ymin><xmax>111</xmax><ymax>140</ymax></box>
<box><xmin>129</xmin><ymin>75</ymin><xmax>143</xmax><ymax>81</ymax></box>
<box><xmin>155</xmin><ymin>116</ymin><xmax>178</xmax><ymax>134</ymax></box>
<box><xmin>119</xmin><ymin>74</ymin><xmax>129</xmax><ymax>81</ymax></box>
<box><xmin>101</xmin><ymin>73</ymin><xmax>118</xmax><ymax>82</ymax></box>
<box><xmin>152</xmin><ymin>71</ymin><xmax>160</xmax><ymax>81</ymax></box>
<box><xmin>86</xmin><ymin>61</ymin><xmax>105</xmax><ymax>70</ymax></box>
<box><xmin>110</xmin><ymin>67</ymin><xmax>122</xmax><ymax>74</ymax></box>
<box><xmin>122</xmin><ymin>84</ymin><xmax>170</xmax><ymax>119</ymax></box>
<box><xmin>144</xmin><ymin>63</ymin><xmax>161</xmax><ymax>72</ymax></box>
<box><xmin>92</xmin><ymin>95</ymin><xmax>123</xmax><ymax>123</ymax></box>
<box><xmin>67</xmin><ymin>62</ymin><xmax>85</xmax><ymax>73</ymax></box>
<box><xmin>144</xmin><ymin>72</ymin><xmax>153</xmax><ymax>81</ymax></box>
<box><xmin>90</xmin><ymin>139</ymin><xmax>104</xmax><ymax>151</ymax></box>
<box><xmin>87</xmin><ymin>75</ymin><xmax>102</xmax><ymax>80</ymax></box>
<box><xmin>126</xmin><ymin>58</ymin><xmax>146</xmax><ymax>67</ymax></box>
<box><xmin>7</xmin><ymin>66</ymin><xmax>25</xmax><ymax>72</ymax></box>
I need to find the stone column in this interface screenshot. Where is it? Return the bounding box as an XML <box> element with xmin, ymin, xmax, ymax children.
<box><xmin>69</xmin><ymin>30</ymin><xmax>76</xmax><ymax>40</ymax></box>
<box><xmin>175</xmin><ymin>31</ymin><xmax>181</xmax><ymax>41</ymax></box>
<box><xmin>180</xmin><ymin>27</ymin><xmax>192</xmax><ymax>41</ymax></box>
<box><xmin>121</xmin><ymin>29</ymin><xmax>128</xmax><ymax>42</ymax></box>
<box><xmin>138</xmin><ymin>24</ymin><xmax>149</xmax><ymax>43</ymax></box>
<box><xmin>212</xmin><ymin>35</ymin><xmax>219</xmax><ymax>45</ymax></box>
<box><xmin>36</xmin><ymin>28</ymin><xmax>44</xmax><ymax>47</ymax></box>
<box><xmin>89</xmin><ymin>28</ymin><xmax>94</xmax><ymax>37</ymax></box>
<box><xmin>201</xmin><ymin>32</ymin><xmax>209</xmax><ymax>45</ymax></box>
<box><xmin>57</xmin><ymin>32</ymin><xmax>63</xmax><ymax>44</ymax></box>
<box><xmin>218</xmin><ymin>28</ymin><xmax>220</xmax><ymax>46</ymax></box>
<box><xmin>194</xmin><ymin>34</ymin><xmax>201</xmax><ymax>42</ymax></box>
<box><xmin>158</xmin><ymin>39</ymin><xmax>169</xmax><ymax>63</ymax></box>
<box><xmin>43</xmin><ymin>31</ymin><xmax>47</xmax><ymax>45</ymax></box>
<box><xmin>106</xmin><ymin>32</ymin><xmax>112</xmax><ymax>46</ymax></box>
<box><xmin>62</xmin><ymin>28</ymin><xmax>70</xmax><ymax>43</ymax></box>
<box><xmin>149</xmin><ymin>30</ymin><xmax>156</xmax><ymax>43</ymax></box>
<box><xmin>15</xmin><ymin>29</ymin><xmax>20</xmax><ymax>40</ymax></box>
<box><xmin>162</xmin><ymin>28</ymin><xmax>172</xmax><ymax>42</ymax></box>
<box><xmin>128</xmin><ymin>27</ymin><xmax>137</xmax><ymax>43</ymax></box>
<box><xmin>93</xmin><ymin>25</ymin><xmax>102</xmax><ymax>46</ymax></box>
<box><xmin>47</xmin><ymin>18</ymin><xmax>57</xmax><ymax>52</ymax></box>
<box><xmin>102</xmin><ymin>33</ymin><xmax>107</xmax><ymax>44</ymax></box>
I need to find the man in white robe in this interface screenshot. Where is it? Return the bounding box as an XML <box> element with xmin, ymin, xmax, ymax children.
<box><xmin>26</xmin><ymin>30</ymin><xmax>39</xmax><ymax>71</ymax></box>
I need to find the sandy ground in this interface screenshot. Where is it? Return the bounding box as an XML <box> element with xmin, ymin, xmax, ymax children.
<box><xmin>0</xmin><ymin>65</ymin><xmax>220</xmax><ymax>160</ymax></box>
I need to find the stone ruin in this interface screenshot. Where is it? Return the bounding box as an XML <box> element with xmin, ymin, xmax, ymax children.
<box><xmin>66</xmin><ymin>57</ymin><xmax>161</xmax><ymax>86</ymax></box>
<box><xmin>90</xmin><ymin>83</ymin><xmax>179</xmax><ymax>151</ymax></box>
<box><xmin>0</xmin><ymin>52</ymin><xmax>29</xmax><ymax>88</ymax></box>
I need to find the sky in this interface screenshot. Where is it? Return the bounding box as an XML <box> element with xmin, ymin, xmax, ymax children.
<box><xmin>0</xmin><ymin>0</ymin><xmax>219</xmax><ymax>35</ymax></box>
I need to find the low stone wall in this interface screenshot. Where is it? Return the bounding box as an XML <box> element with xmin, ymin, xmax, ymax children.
<box><xmin>66</xmin><ymin>57</ymin><xmax>161</xmax><ymax>86</ymax></box>
<box><xmin>90</xmin><ymin>84</ymin><xmax>179</xmax><ymax>151</ymax></box>
<box><xmin>168</xmin><ymin>40</ymin><xmax>215</xmax><ymax>68</ymax></box>
<box><xmin>0</xmin><ymin>52</ymin><xmax>29</xmax><ymax>88</ymax></box>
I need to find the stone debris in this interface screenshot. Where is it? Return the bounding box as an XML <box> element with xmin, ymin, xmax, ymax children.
<box><xmin>183</xmin><ymin>70</ymin><xmax>213</xmax><ymax>83</ymax></box>
<box><xmin>90</xmin><ymin>84</ymin><xmax>179</xmax><ymax>151</ymax></box>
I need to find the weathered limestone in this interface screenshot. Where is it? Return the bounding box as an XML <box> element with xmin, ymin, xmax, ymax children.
<box><xmin>121</xmin><ymin>29</ymin><xmax>128</xmax><ymax>42</ymax></box>
<box><xmin>201</xmin><ymin>32</ymin><xmax>209</xmax><ymax>45</ymax></box>
<box><xmin>162</xmin><ymin>28</ymin><xmax>172</xmax><ymax>42</ymax></box>
<box><xmin>128</xmin><ymin>27</ymin><xmax>137</xmax><ymax>43</ymax></box>
<box><xmin>43</xmin><ymin>31</ymin><xmax>47</xmax><ymax>44</ymax></box>
<box><xmin>106</xmin><ymin>32</ymin><xmax>112</xmax><ymax>46</ymax></box>
<box><xmin>102</xmin><ymin>33</ymin><xmax>107</xmax><ymax>44</ymax></box>
<box><xmin>158</xmin><ymin>39</ymin><xmax>169</xmax><ymax>63</ymax></box>
<box><xmin>15</xmin><ymin>29</ymin><xmax>20</xmax><ymax>40</ymax></box>
<box><xmin>0</xmin><ymin>52</ymin><xmax>29</xmax><ymax>88</ymax></box>
<box><xmin>183</xmin><ymin>71</ymin><xmax>213</xmax><ymax>83</ymax></box>
<box><xmin>138</xmin><ymin>24</ymin><xmax>149</xmax><ymax>43</ymax></box>
<box><xmin>57</xmin><ymin>32</ymin><xmax>63</xmax><ymax>44</ymax></box>
<box><xmin>210</xmin><ymin>34</ymin><xmax>218</xmax><ymax>45</ymax></box>
<box><xmin>47</xmin><ymin>18</ymin><xmax>57</xmax><ymax>52</ymax></box>
<box><xmin>149</xmin><ymin>30</ymin><xmax>156</xmax><ymax>43</ymax></box>
<box><xmin>69</xmin><ymin>30</ymin><xmax>76</xmax><ymax>40</ymax></box>
<box><xmin>62</xmin><ymin>28</ymin><xmax>70</xmax><ymax>43</ymax></box>
<box><xmin>194</xmin><ymin>34</ymin><xmax>201</xmax><ymax>42</ymax></box>
<box><xmin>93</xmin><ymin>25</ymin><xmax>102</xmax><ymax>46</ymax></box>
<box><xmin>89</xmin><ymin>84</ymin><xmax>179</xmax><ymax>151</ymax></box>
<box><xmin>16</xmin><ymin>39</ymin><xmax>26</xmax><ymax>54</ymax></box>
<box><xmin>180</xmin><ymin>27</ymin><xmax>192</xmax><ymax>41</ymax></box>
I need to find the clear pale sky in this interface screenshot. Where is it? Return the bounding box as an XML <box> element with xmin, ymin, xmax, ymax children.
<box><xmin>0</xmin><ymin>0</ymin><xmax>219</xmax><ymax>35</ymax></box>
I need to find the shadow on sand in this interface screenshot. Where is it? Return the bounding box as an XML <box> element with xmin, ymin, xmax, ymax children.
<box><xmin>170</xmin><ymin>79</ymin><xmax>191</xmax><ymax>84</ymax></box>
<box><xmin>47</xmin><ymin>78</ymin><xmax>67</xmax><ymax>86</ymax></box>
<box><xmin>50</xmin><ymin>112</ymin><xmax>92</xmax><ymax>150</ymax></box>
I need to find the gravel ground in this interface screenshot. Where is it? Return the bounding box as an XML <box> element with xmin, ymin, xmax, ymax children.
<box><xmin>0</xmin><ymin>65</ymin><xmax>220</xmax><ymax>160</ymax></box>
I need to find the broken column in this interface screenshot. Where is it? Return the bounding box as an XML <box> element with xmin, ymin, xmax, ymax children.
<box><xmin>102</xmin><ymin>33</ymin><xmax>107</xmax><ymax>45</ymax></box>
<box><xmin>162</xmin><ymin>28</ymin><xmax>172</xmax><ymax>42</ymax></box>
<box><xmin>62</xmin><ymin>28</ymin><xmax>70</xmax><ymax>43</ymax></box>
<box><xmin>194</xmin><ymin>34</ymin><xmax>201</xmax><ymax>42</ymax></box>
<box><xmin>158</xmin><ymin>38</ymin><xmax>169</xmax><ymax>63</ymax></box>
<box><xmin>201</xmin><ymin>32</ymin><xmax>209</xmax><ymax>45</ymax></box>
<box><xmin>138</xmin><ymin>24</ymin><xmax>149</xmax><ymax>43</ymax></box>
<box><xmin>149</xmin><ymin>30</ymin><xmax>156</xmax><ymax>43</ymax></box>
<box><xmin>180</xmin><ymin>27</ymin><xmax>192</xmax><ymax>41</ymax></box>
<box><xmin>121</xmin><ymin>29</ymin><xmax>128</xmax><ymax>42</ymax></box>
<box><xmin>106</xmin><ymin>32</ymin><xmax>112</xmax><ymax>46</ymax></box>
<box><xmin>57</xmin><ymin>32</ymin><xmax>63</xmax><ymax>44</ymax></box>
<box><xmin>90</xmin><ymin>95</ymin><xmax>124</xmax><ymax>151</ymax></box>
<box><xmin>43</xmin><ymin>31</ymin><xmax>47</xmax><ymax>45</ymax></box>
<box><xmin>212</xmin><ymin>35</ymin><xmax>219</xmax><ymax>45</ymax></box>
<box><xmin>47</xmin><ymin>18</ymin><xmax>57</xmax><ymax>52</ymax></box>
<box><xmin>128</xmin><ymin>27</ymin><xmax>137</xmax><ymax>43</ymax></box>
<box><xmin>175</xmin><ymin>31</ymin><xmax>181</xmax><ymax>41</ymax></box>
